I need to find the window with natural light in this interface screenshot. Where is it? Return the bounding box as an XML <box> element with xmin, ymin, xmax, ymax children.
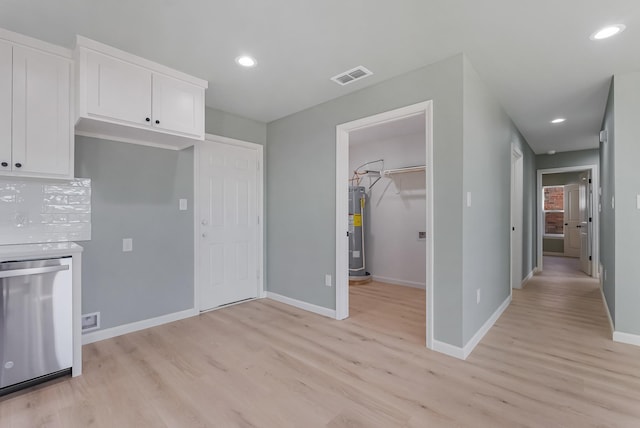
<box><xmin>543</xmin><ymin>186</ymin><xmax>564</xmax><ymax>237</ymax></box>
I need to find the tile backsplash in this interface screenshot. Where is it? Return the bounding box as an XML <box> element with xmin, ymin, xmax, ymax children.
<box><xmin>0</xmin><ymin>178</ymin><xmax>92</xmax><ymax>245</ymax></box>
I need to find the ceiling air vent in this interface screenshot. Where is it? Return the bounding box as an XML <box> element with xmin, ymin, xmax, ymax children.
<box><xmin>330</xmin><ymin>66</ymin><xmax>373</xmax><ymax>86</ymax></box>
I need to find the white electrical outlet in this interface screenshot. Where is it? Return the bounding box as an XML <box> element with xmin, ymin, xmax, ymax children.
<box><xmin>325</xmin><ymin>274</ymin><xmax>332</xmax><ymax>287</ymax></box>
<box><xmin>122</xmin><ymin>238</ymin><xmax>133</xmax><ymax>252</ymax></box>
<box><xmin>476</xmin><ymin>289</ymin><xmax>481</xmax><ymax>304</ymax></box>
<box><xmin>179</xmin><ymin>199</ymin><xmax>188</xmax><ymax>211</ymax></box>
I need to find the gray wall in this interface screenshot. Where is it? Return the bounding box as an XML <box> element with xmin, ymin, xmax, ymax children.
<box><xmin>77</xmin><ymin>108</ymin><xmax>266</xmax><ymax>332</ymax></box>
<box><xmin>600</xmin><ymin>78</ymin><xmax>615</xmax><ymax>321</ymax></box>
<box><xmin>75</xmin><ymin>137</ymin><xmax>194</xmax><ymax>329</ymax></box>
<box><xmin>543</xmin><ymin>238</ymin><xmax>564</xmax><ymax>253</ymax></box>
<box><xmin>205</xmin><ymin>107</ymin><xmax>267</xmax><ymax>145</ymax></box>
<box><xmin>267</xmin><ymin>54</ymin><xmax>465</xmax><ymax>346</ymax></box>
<box><xmin>542</xmin><ymin>172</ymin><xmax>583</xmax><ymax>186</ymax></box>
<box><xmin>267</xmin><ymin>54</ymin><xmax>536</xmax><ymax>348</ymax></box>
<box><xmin>611</xmin><ymin>72</ymin><xmax>640</xmax><ymax>336</ymax></box>
<box><xmin>536</xmin><ymin>149</ymin><xmax>599</xmax><ymax>170</ymax></box>
<box><xmin>461</xmin><ymin>58</ymin><xmax>535</xmax><ymax>344</ymax></box>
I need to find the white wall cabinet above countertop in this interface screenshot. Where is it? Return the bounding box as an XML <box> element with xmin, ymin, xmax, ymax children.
<box><xmin>74</xmin><ymin>36</ymin><xmax>208</xmax><ymax>150</ymax></box>
<box><xmin>0</xmin><ymin>28</ymin><xmax>74</xmax><ymax>179</ymax></box>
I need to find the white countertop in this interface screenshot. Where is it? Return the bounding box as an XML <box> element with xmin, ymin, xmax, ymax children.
<box><xmin>0</xmin><ymin>242</ymin><xmax>83</xmax><ymax>262</ymax></box>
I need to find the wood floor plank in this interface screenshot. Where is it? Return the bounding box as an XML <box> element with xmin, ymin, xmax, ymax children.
<box><xmin>2</xmin><ymin>257</ymin><xmax>640</xmax><ymax>427</ymax></box>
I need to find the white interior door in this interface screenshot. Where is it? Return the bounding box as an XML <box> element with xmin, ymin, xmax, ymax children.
<box><xmin>564</xmin><ymin>184</ymin><xmax>581</xmax><ymax>258</ymax></box>
<box><xmin>511</xmin><ymin>148</ymin><xmax>523</xmax><ymax>289</ymax></box>
<box><xmin>199</xmin><ymin>140</ymin><xmax>259</xmax><ymax>311</ymax></box>
<box><xmin>579</xmin><ymin>171</ymin><xmax>591</xmax><ymax>275</ymax></box>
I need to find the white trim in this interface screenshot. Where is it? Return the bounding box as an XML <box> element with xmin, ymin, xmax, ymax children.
<box><xmin>543</xmin><ymin>251</ymin><xmax>565</xmax><ymax>256</ymax></box>
<box><xmin>193</xmin><ymin>134</ymin><xmax>265</xmax><ymax>312</ymax></box>
<box><xmin>335</xmin><ymin>101</ymin><xmax>434</xmax><ymax>351</ymax></box>
<box><xmin>433</xmin><ymin>296</ymin><xmax>512</xmax><ymax>360</ymax></box>
<box><xmin>266</xmin><ymin>292</ymin><xmax>336</xmax><ymax>319</ymax></box>
<box><xmin>432</xmin><ymin>340</ymin><xmax>465</xmax><ymax>360</ymax></box>
<box><xmin>521</xmin><ymin>268</ymin><xmax>537</xmax><ymax>287</ymax></box>
<box><xmin>75</xmin><ymin>130</ymin><xmax>186</xmax><ymax>150</ymax></box>
<box><xmin>463</xmin><ymin>295</ymin><xmax>511</xmax><ymax>359</ymax></box>
<box><xmin>75</xmin><ymin>36</ymin><xmax>208</xmax><ymax>87</ymax></box>
<box><xmin>600</xmin><ymin>285</ymin><xmax>614</xmax><ymax>335</ymax></box>
<box><xmin>536</xmin><ymin>164</ymin><xmax>599</xmax><ymax>277</ymax></box>
<box><xmin>0</xmin><ymin>27</ymin><xmax>72</xmax><ymax>58</ymax></box>
<box><xmin>82</xmin><ymin>308</ymin><xmax>198</xmax><ymax>345</ymax></box>
<box><xmin>613</xmin><ymin>331</ymin><xmax>640</xmax><ymax>347</ymax></box>
<box><xmin>372</xmin><ymin>275</ymin><xmax>425</xmax><ymax>289</ymax></box>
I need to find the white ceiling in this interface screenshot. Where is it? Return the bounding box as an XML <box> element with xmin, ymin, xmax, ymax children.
<box><xmin>1</xmin><ymin>1</ymin><xmax>638</xmax><ymax>154</ymax></box>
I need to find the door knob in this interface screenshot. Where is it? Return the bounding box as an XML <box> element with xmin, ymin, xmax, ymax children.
<box><xmin>201</xmin><ymin>232</ymin><xmax>207</xmax><ymax>238</ymax></box>
<box><xmin>201</xmin><ymin>219</ymin><xmax>208</xmax><ymax>226</ymax></box>
<box><xmin>576</xmin><ymin>225</ymin><xmax>582</xmax><ymax>228</ymax></box>
<box><xmin>0</xmin><ymin>162</ymin><xmax>7</xmax><ymax>167</ymax></box>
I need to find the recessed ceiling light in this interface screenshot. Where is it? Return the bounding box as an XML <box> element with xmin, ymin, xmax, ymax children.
<box><xmin>235</xmin><ymin>55</ymin><xmax>257</xmax><ymax>68</ymax></box>
<box><xmin>551</xmin><ymin>118</ymin><xmax>566</xmax><ymax>124</ymax></box>
<box><xmin>590</xmin><ymin>24</ymin><xmax>626</xmax><ymax>40</ymax></box>
<box><xmin>547</xmin><ymin>150</ymin><xmax>556</xmax><ymax>155</ymax></box>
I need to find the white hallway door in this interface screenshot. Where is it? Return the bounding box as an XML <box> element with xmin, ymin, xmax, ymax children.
<box><xmin>564</xmin><ymin>184</ymin><xmax>581</xmax><ymax>258</ymax></box>
<box><xmin>199</xmin><ymin>140</ymin><xmax>259</xmax><ymax>311</ymax></box>
<box><xmin>578</xmin><ymin>171</ymin><xmax>591</xmax><ymax>275</ymax></box>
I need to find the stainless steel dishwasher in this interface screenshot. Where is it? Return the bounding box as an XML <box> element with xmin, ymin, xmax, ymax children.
<box><xmin>0</xmin><ymin>257</ymin><xmax>73</xmax><ymax>395</ymax></box>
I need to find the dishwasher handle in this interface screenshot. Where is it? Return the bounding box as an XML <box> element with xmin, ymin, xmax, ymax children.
<box><xmin>0</xmin><ymin>264</ymin><xmax>69</xmax><ymax>279</ymax></box>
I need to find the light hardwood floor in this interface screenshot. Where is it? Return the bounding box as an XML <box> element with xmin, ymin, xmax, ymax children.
<box><xmin>2</xmin><ymin>262</ymin><xmax>640</xmax><ymax>427</ymax></box>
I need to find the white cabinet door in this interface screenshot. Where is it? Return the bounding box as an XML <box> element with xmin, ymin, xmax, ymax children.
<box><xmin>86</xmin><ymin>50</ymin><xmax>152</xmax><ymax>126</ymax></box>
<box><xmin>152</xmin><ymin>74</ymin><xmax>204</xmax><ymax>137</ymax></box>
<box><xmin>0</xmin><ymin>41</ymin><xmax>11</xmax><ymax>172</ymax></box>
<box><xmin>12</xmin><ymin>45</ymin><xmax>71</xmax><ymax>176</ymax></box>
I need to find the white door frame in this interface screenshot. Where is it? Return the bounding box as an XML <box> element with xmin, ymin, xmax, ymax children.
<box><xmin>510</xmin><ymin>145</ymin><xmax>523</xmax><ymax>291</ymax></box>
<box><xmin>193</xmin><ymin>134</ymin><xmax>265</xmax><ymax>312</ymax></box>
<box><xmin>536</xmin><ymin>164</ymin><xmax>599</xmax><ymax>276</ymax></box>
<box><xmin>335</xmin><ymin>101</ymin><xmax>434</xmax><ymax>350</ymax></box>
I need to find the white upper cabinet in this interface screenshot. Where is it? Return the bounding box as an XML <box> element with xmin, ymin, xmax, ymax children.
<box><xmin>0</xmin><ymin>29</ymin><xmax>73</xmax><ymax>179</ymax></box>
<box><xmin>76</xmin><ymin>37</ymin><xmax>208</xmax><ymax>150</ymax></box>
<box><xmin>85</xmin><ymin>50</ymin><xmax>152</xmax><ymax>126</ymax></box>
<box><xmin>152</xmin><ymin>73</ymin><xmax>203</xmax><ymax>137</ymax></box>
<box><xmin>0</xmin><ymin>40</ymin><xmax>12</xmax><ymax>173</ymax></box>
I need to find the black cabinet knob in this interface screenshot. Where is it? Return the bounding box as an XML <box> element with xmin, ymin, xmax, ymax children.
<box><xmin>155</xmin><ymin>120</ymin><xmax>160</xmax><ymax>124</ymax></box>
<box><xmin>1</xmin><ymin>162</ymin><xmax>7</xmax><ymax>167</ymax></box>
<box><xmin>15</xmin><ymin>163</ymin><xmax>22</xmax><ymax>168</ymax></box>
<box><xmin>145</xmin><ymin>117</ymin><xmax>151</xmax><ymax>122</ymax></box>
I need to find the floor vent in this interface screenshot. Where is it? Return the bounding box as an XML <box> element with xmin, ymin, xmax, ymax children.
<box><xmin>330</xmin><ymin>66</ymin><xmax>373</xmax><ymax>86</ymax></box>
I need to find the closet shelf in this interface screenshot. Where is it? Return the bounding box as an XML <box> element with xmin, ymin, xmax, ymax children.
<box><xmin>382</xmin><ymin>165</ymin><xmax>426</xmax><ymax>176</ymax></box>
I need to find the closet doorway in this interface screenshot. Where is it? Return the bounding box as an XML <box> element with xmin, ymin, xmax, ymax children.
<box><xmin>335</xmin><ymin>101</ymin><xmax>434</xmax><ymax>349</ymax></box>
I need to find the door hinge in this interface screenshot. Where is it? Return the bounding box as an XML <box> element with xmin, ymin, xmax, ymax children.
<box><xmin>589</xmin><ymin>178</ymin><xmax>592</xmax><ymax>184</ymax></box>
<box><xmin>589</xmin><ymin>256</ymin><xmax>592</xmax><ymax>261</ymax></box>
<box><xmin>257</xmin><ymin>162</ymin><xmax>260</xmax><ymax>171</ymax></box>
<box><xmin>257</xmin><ymin>215</ymin><xmax>260</xmax><ymax>225</ymax></box>
<box><xmin>589</xmin><ymin>217</ymin><xmax>592</xmax><ymax>222</ymax></box>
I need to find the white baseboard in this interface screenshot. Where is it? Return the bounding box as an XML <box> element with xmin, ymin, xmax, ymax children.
<box><xmin>432</xmin><ymin>295</ymin><xmax>511</xmax><ymax>360</ymax></box>
<box><xmin>266</xmin><ymin>292</ymin><xmax>336</xmax><ymax>319</ymax></box>
<box><xmin>613</xmin><ymin>331</ymin><xmax>640</xmax><ymax>347</ymax></box>
<box><xmin>432</xmin><ymin>340</ymin><xmax>465</xmax><ymax>359</ymax></box>
<box><xmin>372</xmin><ymin>275</ymin><xmax>425</xmax><ymax>289</ymax></box>
<box><xmin>543</xmin><ymin>251</ymin><xmax>565</xmax><ymax>256</ymax></box>
<box><xmin>462</xmin><ymin>295</ymin><xmax>511</xmax><ymax>359</ymax></box>
<box><xmin>521</xmin><ymin>268</ymin><xmax>537</xmax><ymax>287</ymax></box>
<box><xmin>599</xmin><ymin>286</ymin><xmax>615</xmax><ymax>335</ymax></box>
<box><xmin>82</xmin><ymin>308</ymin><xmax>198</xmax><ymax>345</ymax></box>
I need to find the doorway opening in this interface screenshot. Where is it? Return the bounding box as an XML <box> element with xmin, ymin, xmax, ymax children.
<box><xmin>335</xmin><ymin>101</ymin><xmax>434</xmax><ymax>350</ymax></box>
<box><xmin>536</xmin><ymin>165</ymin><xmax>599</xmax><ymax>277</ymax></box>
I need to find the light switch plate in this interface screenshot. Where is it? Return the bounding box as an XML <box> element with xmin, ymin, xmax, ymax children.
<box><xmin>123</xmin><ymin>238</ymin><xmax>133</xmax><ymax>252</ymax></box>
<box><xmin>179</xmin><ymin>199</ymin><xmax>188</xmax><ymax>211</ymax></box>
<box><xmin>325</xmin><ymin>274</ymin><xmax>332</xmax><ymax>287</ymax></box>
<box><xmin>466</xmin><ymin>192</ymin><xmax>472</xmax><ymax>207</ymax></box>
